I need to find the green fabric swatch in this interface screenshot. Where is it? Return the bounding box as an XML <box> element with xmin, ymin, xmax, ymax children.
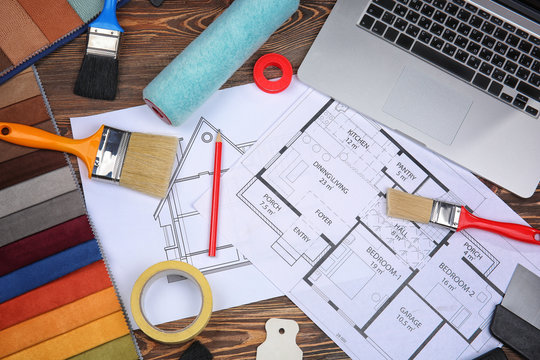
<box><xmin>67</xmin><ymin>335</ymin><xmax>139</xmax><ymax>360</ymax></box>
<box><xmin>67</xmin><ymin>0</ymin><xmax>105</xmax><ymax>23</ymax></box>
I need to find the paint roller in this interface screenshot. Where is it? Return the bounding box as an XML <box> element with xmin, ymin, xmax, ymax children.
<box><xmin>143</xmin><ymin>0</ymin><xmax>300</xmax><ymax>126</ymax></box>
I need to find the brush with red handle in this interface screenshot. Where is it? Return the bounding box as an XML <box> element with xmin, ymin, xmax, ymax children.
<box><xmin>386</xmin><ymin>188</ymin><xmax>540</xmax><ymax>245</ymax></box>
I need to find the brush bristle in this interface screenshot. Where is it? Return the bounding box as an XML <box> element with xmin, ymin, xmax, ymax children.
<box><xmin>119</xmin><ymin>133</ymin><xmax>178</xmax><ymax>198</ymax></box>
<box><xmin>386</xmin><ymin>188</ymin><xmax>433</xmax><ymax>223</ymax></box>
<box><xmin>74</xmin><ymin>54</ymin><xmax>118</xmax><ymax>100</ymax></box>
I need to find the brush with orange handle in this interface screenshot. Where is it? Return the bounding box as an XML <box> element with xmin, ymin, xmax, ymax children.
<box><xmin>0</xmin><ymin>122</ymin><xmax>178</xmax><ymax>198</ymax></box>
<box><xmin>386</xmin><ymin>188</ymin><xmax>540</xmax><ymax>245</ymax></box>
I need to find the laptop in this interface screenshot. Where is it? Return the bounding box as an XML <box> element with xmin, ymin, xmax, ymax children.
<box><xmin>298</xmin><ymin>0</ymin><xmax>540</xmax><ymax>198</ymax></box>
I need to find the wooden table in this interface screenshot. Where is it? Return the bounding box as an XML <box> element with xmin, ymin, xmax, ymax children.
<box><xmin>35</xmin><ymin>0</ymin><xmax>538</xmax><ymax>358</ymax></box>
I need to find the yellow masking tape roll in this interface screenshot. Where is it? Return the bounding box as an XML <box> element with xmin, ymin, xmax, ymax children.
<box><xmin>130</xmin><ymin>261</ymin><xmax>212</xmax><ymax>344</ymax></box>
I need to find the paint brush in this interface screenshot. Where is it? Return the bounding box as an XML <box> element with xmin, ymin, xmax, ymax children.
<box><xmin>74</xmin><ymin>0</ymin><xmax>123</xmax><ymax>100</ymax></box>
<box><xmin>0</xmin><ymin>123</ymin><xmax>178</xmax><ymax>198</ymax></box>
<box><xmin>386</xmin><ymin>188</ymin><xmax>540</xmax><ymax>245</ymax></box>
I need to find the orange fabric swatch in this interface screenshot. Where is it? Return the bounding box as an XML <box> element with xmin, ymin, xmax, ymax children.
<box><xmin>0</xmin><ymin>260</ymin><xmax>111</xmax><ymax>331</ymax></box>
<box><xmin>0</xmin><ymin>287</ymin><xmax>121</xmax><ymax>357</ymax></box>
<box><xmin>0</xmin><ymin>0</ymin><xmax>48</xmax><ymax>64</ymax></box>
<box><xmin>17</xmin><ymin>0</ymin><xmax>83</xmax><ymax>42</ymax></box>
<box><xmin>0</xmin><ymin>68</ymin><xmax>41</xmax><ymax>108</ymax></box>
<box><xmin>3</xmin><ymin>311</ymin><xmax>130</xmax><ymax>360</ymax></box>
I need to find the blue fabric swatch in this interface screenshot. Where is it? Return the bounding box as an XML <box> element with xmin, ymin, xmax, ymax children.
<box><xmin>0</xmin><ymin>239</ymin><xmax>102</xmax><ymax>303</ymax></box>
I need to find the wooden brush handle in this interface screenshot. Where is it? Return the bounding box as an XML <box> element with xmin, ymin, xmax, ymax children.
<box><xmin>0</xmin><ymin>122</ymin><xmax>104</xmax><ymax>178</ymax></box>
<box><xmin>457</xmin><ymin>207</ymin><xmax>540</xmax><ymax>245</ymax></box>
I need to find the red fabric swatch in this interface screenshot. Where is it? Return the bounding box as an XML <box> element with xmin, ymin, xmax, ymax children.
<box><xmin>0</xmin><ymin>215</ymin><xmax>94</xmax><ymax>276</ymax></box>
<box><xmin>0</xmin><ymin>260</ymin><xmax>112</xmax><ymax>331</ymax></box>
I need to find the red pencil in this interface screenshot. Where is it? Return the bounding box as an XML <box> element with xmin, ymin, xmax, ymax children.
<box><xmin>209</xmin><ymin>131</ymin><xmax>222</xmax><ymax>256</ymax></box>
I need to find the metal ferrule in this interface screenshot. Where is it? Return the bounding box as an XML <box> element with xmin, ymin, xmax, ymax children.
<box><xmin>86</xmin><ymin>27</ymin><xmax>121</xmax><ymax>58</ymax></box>
<box><xmin>92</xmin><ymin>126</ymin><xmax>130</xmax><ymax>183</ymax></box>
<box><xmin>430</xmin><ymin>201</ymin><xmax>461</xmax><ymax>230</ymax></box>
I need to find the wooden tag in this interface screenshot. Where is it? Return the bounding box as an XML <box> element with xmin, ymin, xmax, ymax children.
<box><xmin>256</xmin><ymin>318</ymin><xmax>302</xmax><ymax>360</ymax></box>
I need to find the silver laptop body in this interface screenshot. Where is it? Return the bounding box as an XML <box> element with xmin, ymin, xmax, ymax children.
<box><xmin>299</xmin><ymin>0</ymin><xmax>540</xmax><ymax>197</ymax></box>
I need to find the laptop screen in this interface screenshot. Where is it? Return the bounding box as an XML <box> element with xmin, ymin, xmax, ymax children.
<box><xmin>494</xmin><ymin>0</ymin><xmax>540</xmax><ymax>23</ymax></box>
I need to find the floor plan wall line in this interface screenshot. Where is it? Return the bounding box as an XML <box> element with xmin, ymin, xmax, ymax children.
<box><xmin>197</xmin><ymin>88</ymin><xmax>540</xmax><ymax>359</ymax></box>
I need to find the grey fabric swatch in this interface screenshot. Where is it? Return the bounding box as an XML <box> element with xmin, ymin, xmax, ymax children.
<box><xmin>0</xmin><ymin>167</ymin><xmax>77</xmax><ymax>218</ymax></box>
<box><xmin>0</xmin><ymin>190</ymin><xmax>86</xmax><ymax>246</ymax></box>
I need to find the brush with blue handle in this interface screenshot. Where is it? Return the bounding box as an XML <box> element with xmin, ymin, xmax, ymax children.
<box><xmin>74</xmin><ymin>0</ymin><xmax>124</xmax><ymax>100</ymax></box>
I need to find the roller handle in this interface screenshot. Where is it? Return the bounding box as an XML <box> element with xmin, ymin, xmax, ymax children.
<box><xmin>457</xmin><ymin>206</ymin><xmax>540</xmax><ymax>245</ymax></box>
<box><xmin>0</xmin><ymin>122</ymin><xmax>104</xmax><ymax>178</ymax></box>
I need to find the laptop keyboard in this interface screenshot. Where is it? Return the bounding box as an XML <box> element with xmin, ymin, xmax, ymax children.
<box><xmin>358</xmin><ymin>0</ymin><xmax>540</xmax><ymax>118</ymax></box>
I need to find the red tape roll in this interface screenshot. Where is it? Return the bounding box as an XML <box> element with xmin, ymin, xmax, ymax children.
<box><xmin>253</xmin><ymin>54</ymin><xmax>293</xmax><ymax>94</ymax></box>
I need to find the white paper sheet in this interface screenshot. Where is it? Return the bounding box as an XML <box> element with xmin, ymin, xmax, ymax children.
<box><xmin>70</xmin><ymin>80</ymin><xmax>311</xmax><ymax>328</ymax></box>
<box><xmin>195</xmin><ymin>88</ymin><xmax>540</xmax><ymax>359</ymax></box>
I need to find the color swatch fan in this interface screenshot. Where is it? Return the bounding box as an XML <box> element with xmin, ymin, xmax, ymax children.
<box><xmin>0</xmin><ymin>67</ymin><xmax>139</xmax><ymax>359</ymax></box>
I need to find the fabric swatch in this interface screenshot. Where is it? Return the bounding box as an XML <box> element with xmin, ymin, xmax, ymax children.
<box><xmin>0</xmin><ymin>166</ymin><xmax>77</xmax><ymax>218</ymax></box>
<box><xmin>0</xmin><ymin>215</ymin><xmax>94</xmax><ymax>276</ymax></box>
<box><xmin>3</xmin><ymin>311</ymin><xmax>130</xmax><ymax>360</ymax></box>
<box><xmin>67</xmin><ymin>0</ymin><xmax>105</xmax><ymax>23</ymax></box>
<box><xmin>0</xmin><ymin>49</ymin><xmax>12</xmax><ymax>70</ymax></box>
<box><xmin>67</xmin><ymin>335</ymin><xmax>139</xmax><ymax>360</ymax></box>
<box><xmin>0</xmin><ymin>149</ymin><xmax>68</xmax><ymax>191</ymax></box>
<box><xmin>0</xmin><ymin>95</ymin><xmax>50</xmax><ymax>127</ymax></box>
<box><xmin>0</xmin><ymin>287</ymin><xmax>121</xmax><ymax>357</ymax></box>
<box><xmin>0</xmin><ymin>121</ymin><xmax>54</xmax><ymax>163</ymax></box>
<box><xmin>0</xmin><ymin>239</ymin><xmax>102</xmax><ymax>303</ymax></box>
<box><xmin>0</xmin><ymin>0</ymin><xmax>49</xmax><ymax>64</ymax></box>
<box><xmin>0</xmin><ymin>68</ymin><xmax>41</xmax><ymax>108</ymax></box>
<box><xmin>0</xmin><ymin>260</ymin><xmax>111</xmax><ymax>331</ymax></box>
<box><xmin>17</xmin><ymin>0</ymin><xmax>83</xmax><ymax>42</ymax></box>
<box><xmin>0</xmin><ymin>190</ymin><xmax>86</xmax><ymax>246</ymax></box>
<box><xmin>0</xmin><ymin>63</ymin><xmax>138</xmax><ymax>359</ymax></box>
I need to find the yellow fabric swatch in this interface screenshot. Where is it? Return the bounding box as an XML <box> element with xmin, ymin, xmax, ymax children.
<box><xmin>0</xmin><ymin>68</ymin><xmax>40</xmax><ymax>108</ymax></box>
<box><xmin>0</xmin><ymin>287</ymin><xmax>121</xmax><ymax>358</ymax></box>
<box><xmin>2</xmin><ymin>311</ymin><xmax>130</xmax><ymax>360</ymax></box>
<box><xmin>67</xmin><ymin>335</ymin><xmax>139</xmax><ymax>360</ymax></box>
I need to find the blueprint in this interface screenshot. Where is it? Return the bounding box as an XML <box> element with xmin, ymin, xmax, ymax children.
<box><xmin>195</xmin><ymin>88</ymin><xmax>540</xmax><ymax>359</ymax></box>
<box><xmin>70</xmin><ymin>80</ymin><xmax>312</xmax><ymax>328</ymax></box>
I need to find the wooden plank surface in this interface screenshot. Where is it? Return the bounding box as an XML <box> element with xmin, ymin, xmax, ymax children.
<box><xmin>34</xmin><ymin>0</ymin><xmax>538</xmax><ymax>359</ymax></box>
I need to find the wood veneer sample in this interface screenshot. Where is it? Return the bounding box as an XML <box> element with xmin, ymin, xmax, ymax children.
<box><xmin>0</xmin><ymin>260</ymin><xmax>111</xmax><ymax>331</ymax></box>
<box><xmin>0</xmin><ymin>0</ymin><xmax>48</xmax><ymax>64</ymax></box>
<box><xmin>17</xmin><ymin>0</ymin><xmax>83</xmax><ymax>42</ymax></box>
<box><xmin>0</xmin><ymin>150</ymin><xmax>67</xmax><ymax>191</ymax></box>
<box><xmin>0</xmin><ymin>215</ymin><xmax>94</xmax><ymax>276</ymax></box>
<box><xmin>0</xmin><ymin>190</ymin><xmax>86</xmax><ymax>246</ymax></box>
<box><xmin>0</xmin><ymin>68</ymin><xmax>41</xmax><ymax>108</ymax></box>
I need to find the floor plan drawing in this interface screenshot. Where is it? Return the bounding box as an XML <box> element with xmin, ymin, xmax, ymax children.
<box><xmin>197</xmin><ymin>89</ymin><xmax>540</xmax><ymax>360</ymax></box>
<box><xmin>70</xmin><ymin>79</ymin><xmax>315</xmax><ymax>328</ymax></box>
<box><xmin>154</xmin><ymin>117</ymin><xmax>253</xmax><ymax>276</ymax></box>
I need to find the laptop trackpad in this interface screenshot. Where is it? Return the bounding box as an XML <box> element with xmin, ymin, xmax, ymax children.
<box><xmin>382</xmin><ymin>66</ymin><xmax>472</xmax><ymax>145</ymax></box>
